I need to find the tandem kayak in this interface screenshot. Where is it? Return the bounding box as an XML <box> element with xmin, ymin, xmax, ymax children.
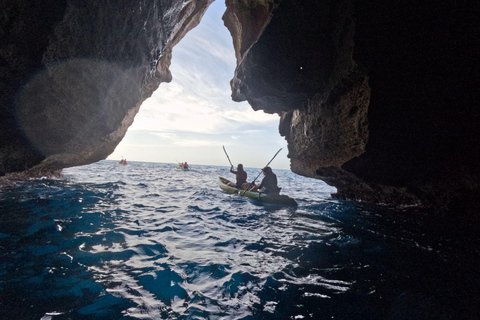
<box><xmin>175</xmin><ymin>167</ymin><xmax>191</xmax><ymax>171</ymax></box>
<box><xmin>217</xmin><ymin>177</ymin><xmax>297</xmax><ymax>206</ymax></box>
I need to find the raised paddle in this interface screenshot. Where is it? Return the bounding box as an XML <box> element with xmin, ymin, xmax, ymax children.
<box><xmin>223</xmin><ymin>145</ymin><xmax>233</xmax><ymax>167</ymax></box>
<box><xmin>240</xmin><ymin>148</ymin><xmax>282</xmax><ymax>196</ymax></box>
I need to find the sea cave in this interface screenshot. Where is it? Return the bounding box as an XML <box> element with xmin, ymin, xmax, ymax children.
<box><xmin>1</xmin><ymin>0</ymin><xmax>479</xmax><ymax>219</ymax></box>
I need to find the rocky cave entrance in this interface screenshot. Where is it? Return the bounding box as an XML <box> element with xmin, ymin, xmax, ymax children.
<box><xmin>108</xmin><ymin>1</ymin><xmax>290</xmax><ymax>170</ymax></box>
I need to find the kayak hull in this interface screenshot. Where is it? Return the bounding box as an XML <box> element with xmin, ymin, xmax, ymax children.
<box><xmin>175</xmin><ymin>167</ymin><xmax>191</xmax><ymax>171</ymax></box>
<box><xmin>218</xmin><ymin>177</ymin><xmax>297</xmax><ymax>206</ymax></box>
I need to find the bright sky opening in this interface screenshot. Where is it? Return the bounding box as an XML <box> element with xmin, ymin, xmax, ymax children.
<box><xmin>108</xmin><ymin>1</ymin><xmax>290</xmax><ymax>170</ymax></box>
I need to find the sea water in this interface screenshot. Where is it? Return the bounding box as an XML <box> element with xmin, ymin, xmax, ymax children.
<box><xmin>0</xmin><ymin>160</ymin><xmax>479</xmax><ymax>320</ymax></box>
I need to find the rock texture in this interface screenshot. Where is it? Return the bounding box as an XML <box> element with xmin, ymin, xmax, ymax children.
<box><xmin>0</xmin><ymin>0</ymin><xmax>213</xmax><ymax>178</ymax></box>
<box><xmin>224</xmin><ymin>0</ymin><xmax>480</xmax><ymax>217</ymax></box>
<box><xmin>1</xmin><ymin>0</ymin><xmax>480</xmax><ymax>218</ymax></box>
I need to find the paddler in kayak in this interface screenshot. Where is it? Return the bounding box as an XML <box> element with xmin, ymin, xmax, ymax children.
<box><xmin>256</xmin><ymin>166</ymin><xmax>281</xmax><ymax>195</ymax></box>
<box><xmin>229</xmin><ymin>163</ymin><xmax>247</xmax><ymax>189</ymax></box>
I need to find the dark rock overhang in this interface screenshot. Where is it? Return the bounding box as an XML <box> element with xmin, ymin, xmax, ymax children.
<box><xmin>1</xmin><ymin>0</ymin><xmax>480</xmax><ymax>217</ymax></box>
<box><xmin>0</xmin><ymin>0</ymin><xmax>213</xmax><ymax>177</ymax></box>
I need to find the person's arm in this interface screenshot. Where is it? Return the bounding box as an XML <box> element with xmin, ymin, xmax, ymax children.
<box><xmin>258</xmin><ymin>177</ymin><xmax>265</xmax><ymax>189</ymax></box>
<box><xmin>230</xmin><ymin>166</ymin><xmax>238</xmax><ymax>174</ymax></box>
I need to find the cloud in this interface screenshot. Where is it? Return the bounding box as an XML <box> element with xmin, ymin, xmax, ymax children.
<box><xmin>173</xmin><ymin>139</ymin><xmax>221</xmax><ymax>147</ymax></box>
<box><xmin>129</xmin><ymin>80</ymin><xmax>279</xmax><ymax>135</ymax></box>
<box><xmin>152</xmin><ymin>132</ymin><xmax>179</xmax><ymax>140</ymax></box>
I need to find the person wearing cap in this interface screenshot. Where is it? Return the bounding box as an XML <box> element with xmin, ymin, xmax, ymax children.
<box><xmin>229</xmin><ymin>164</ymin><xmax>248</xmax><ymax>189</ymax></box>
<box><xmin>257</xmin><ymin>166</ymin><xmax>281</xmax><ymax>195</ymax></box>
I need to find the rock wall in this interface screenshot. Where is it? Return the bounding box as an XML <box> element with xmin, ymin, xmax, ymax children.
<box><xmin>0</xmin><ymin>0</ymin><xmax>213</xmax><ymax>178</ymax></box>
<box><xmin>224</xmin><ymin>0</ymin><xmax>480</xmax><ymax>216</ymax></box>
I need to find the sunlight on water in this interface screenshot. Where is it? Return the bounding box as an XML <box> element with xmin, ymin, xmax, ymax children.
<box><xmin>0</xmin><ymin>161</ymin><xmax>479</xmax><ymax>320</ymax></box>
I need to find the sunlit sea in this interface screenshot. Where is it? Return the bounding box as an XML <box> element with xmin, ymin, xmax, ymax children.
<box><xmin>1</xmin><ymin>161</ymin><xmax>479</xmax><ymax>320</ymax></box>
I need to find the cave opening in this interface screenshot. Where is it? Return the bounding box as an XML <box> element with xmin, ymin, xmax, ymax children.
<box><xmin>107</xmin><ymin>1</ymin><xmax>290</xmax><ymax>170</ymax></box>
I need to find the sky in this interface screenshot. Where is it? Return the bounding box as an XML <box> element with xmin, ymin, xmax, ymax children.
<box><xmin>107</xmin><ymin>1</ymin><xmax>290</xmax><ymax>170</ymax></box>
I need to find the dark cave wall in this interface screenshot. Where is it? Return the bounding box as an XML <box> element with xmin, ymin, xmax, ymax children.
<box><xmin>344</xmin><ymin>0</ymin><xmax>480</xmax><ymax>212</ymax></box>
<box><xmin>226</xmin><ymin>0</ymin><xmax>480</xmax><ymax>214</ymax></box>
<box><xmin>0</xmin><ymin>0</ymin><xmax>67</xmax><ymax>175</ymax></box>
<box><xmin>0</xmin><ymin>0</ymin><xmax>213</xmax><ymax>177</ymax></box>
<box><xmin>349</xmin><ymin>0</ymin><xmax>480</xmax><ymax>178</ymax></box>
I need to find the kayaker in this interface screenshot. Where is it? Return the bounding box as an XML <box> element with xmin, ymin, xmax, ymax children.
<box><xmin>229</xmin><ymin>164</ymin><xmax>247</xmax><ymax>189</ymax></box>
<box><xmin>257</xmin><ymin>166</ymin><xmax>280</xmax><ymax>195</ymax></box>
<box><xmin>183</xmin><ymin>162</ymin><xmax>189</xmax><ymax>169</ymax></box>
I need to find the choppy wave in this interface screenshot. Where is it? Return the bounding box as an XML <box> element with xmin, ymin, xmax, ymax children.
<box><xmin>0</xmin><ymin>161</ymin><xmax>479</xmax><ymax>320</ymax></box>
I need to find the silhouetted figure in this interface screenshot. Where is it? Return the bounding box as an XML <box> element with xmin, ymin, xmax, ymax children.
<box><xmin>229</xmin><ymin>164</ymin><xmax>247</xmax><ymax>189</ymax></box>
<box><xmin>257</xmin><ymin>166</ymin><xmax>280</xmax><ymax>195</ymax></box>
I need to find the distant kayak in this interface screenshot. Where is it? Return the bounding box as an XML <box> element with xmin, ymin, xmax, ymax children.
<box><xmin>175</xmin><ymin>167</ymin><xmax>191</xmax><ymax>171</ymax></box>
<box><xmin>218</xmin><ymin>177</ymin><xmax>297</xmax><ymax>206</ymax></box>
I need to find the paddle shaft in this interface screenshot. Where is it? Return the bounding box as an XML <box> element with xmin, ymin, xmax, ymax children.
<box><xmin>240</xmin><ymin>148</ymin><xmax>282</xmax><ymax>196</ymax></box>
<box><xmin>223</xmin><ymin>145</ymin><xmax>233</xmax><ymax>167</ymax></box>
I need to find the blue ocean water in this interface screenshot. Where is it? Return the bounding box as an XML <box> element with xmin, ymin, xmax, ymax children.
<box><xmin>0</xmin><ymin>160</ymin><xmax>479</xmax><ymax>320</ymax></box>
